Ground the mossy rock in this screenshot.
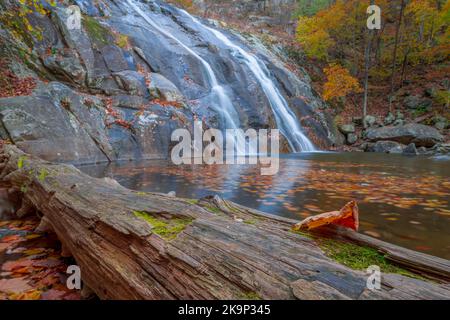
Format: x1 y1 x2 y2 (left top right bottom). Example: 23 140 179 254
82 15 113 48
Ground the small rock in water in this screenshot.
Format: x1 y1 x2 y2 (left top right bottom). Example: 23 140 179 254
167 191 176 197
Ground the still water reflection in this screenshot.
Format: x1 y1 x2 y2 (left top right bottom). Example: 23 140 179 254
79 153 450 259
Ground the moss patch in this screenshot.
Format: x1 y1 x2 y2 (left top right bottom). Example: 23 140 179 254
204 205 221 214
185 199 199 205
37 168 49 182
134 211 193 241
115 34 129 49
290 229 314 239
82 16 112 47
316 238 426 280
243 218 261 225
239 291 262 300
17 155 26 169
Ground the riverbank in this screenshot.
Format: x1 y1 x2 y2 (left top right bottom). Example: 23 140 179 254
1 144 449 300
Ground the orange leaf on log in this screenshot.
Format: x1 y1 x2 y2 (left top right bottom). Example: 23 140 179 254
293 201 359 231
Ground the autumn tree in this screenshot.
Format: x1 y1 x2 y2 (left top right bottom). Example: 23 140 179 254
295 0 449 119
323 64 362 102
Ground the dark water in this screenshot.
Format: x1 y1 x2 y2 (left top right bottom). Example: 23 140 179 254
79 153 450 259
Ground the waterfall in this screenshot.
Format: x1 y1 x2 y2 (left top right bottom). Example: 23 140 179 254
125 0 315 152
180 11 316 152
125 0 248 154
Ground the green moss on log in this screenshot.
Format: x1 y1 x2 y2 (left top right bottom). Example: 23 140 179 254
134 211 193 241
316 238 427 280
239 291 262 300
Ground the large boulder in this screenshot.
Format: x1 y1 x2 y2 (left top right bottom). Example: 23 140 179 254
366 124 444 147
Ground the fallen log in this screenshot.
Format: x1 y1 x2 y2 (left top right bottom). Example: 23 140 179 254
1 145 449 300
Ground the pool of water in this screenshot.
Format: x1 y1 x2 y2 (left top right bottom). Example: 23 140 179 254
79 152 450 259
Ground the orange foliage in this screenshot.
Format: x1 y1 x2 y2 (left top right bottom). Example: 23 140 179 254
322 64 362 101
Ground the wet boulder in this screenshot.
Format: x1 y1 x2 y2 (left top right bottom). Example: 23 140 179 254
366 124 444 147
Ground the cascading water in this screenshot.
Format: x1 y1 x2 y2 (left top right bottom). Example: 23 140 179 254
180 11 316 152
125 0 248 154
125 0 315 152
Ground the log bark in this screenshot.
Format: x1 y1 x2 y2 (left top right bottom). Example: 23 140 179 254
1 145 449 300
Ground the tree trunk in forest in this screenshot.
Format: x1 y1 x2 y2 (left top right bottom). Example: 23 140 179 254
1 145 449 300
389 0 406 112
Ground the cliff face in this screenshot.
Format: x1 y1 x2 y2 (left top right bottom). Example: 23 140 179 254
0 0 340 164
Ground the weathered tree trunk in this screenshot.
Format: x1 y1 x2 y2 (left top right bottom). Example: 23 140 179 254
1 145 449 300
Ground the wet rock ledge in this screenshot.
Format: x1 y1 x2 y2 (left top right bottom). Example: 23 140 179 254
0 144 449 300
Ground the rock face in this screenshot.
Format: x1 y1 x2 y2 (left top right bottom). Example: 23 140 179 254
366 124 444 148
0 0 339 163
